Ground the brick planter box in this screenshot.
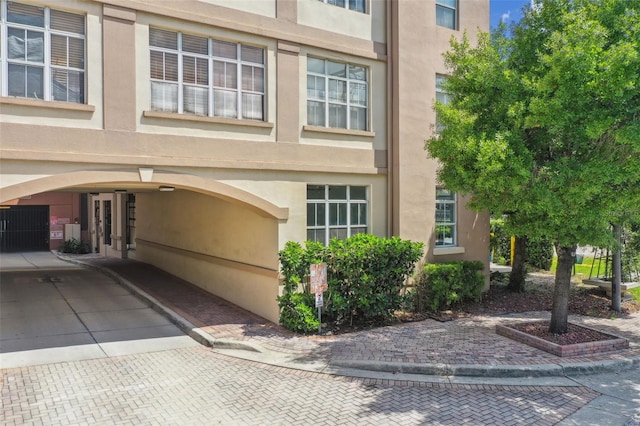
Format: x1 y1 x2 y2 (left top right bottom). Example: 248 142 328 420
496 322 629 357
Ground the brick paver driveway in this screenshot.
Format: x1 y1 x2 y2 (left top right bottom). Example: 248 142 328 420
2 347 597 425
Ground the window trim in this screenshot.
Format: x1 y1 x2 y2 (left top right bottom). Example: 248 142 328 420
0 0 87 103
149 27 266 121
436 0 458 30
317 0 367 14
306 56 369 131
306 184 369 246
435 187 457 247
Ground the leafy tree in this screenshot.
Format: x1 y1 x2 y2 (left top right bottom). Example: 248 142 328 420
426 0 640 333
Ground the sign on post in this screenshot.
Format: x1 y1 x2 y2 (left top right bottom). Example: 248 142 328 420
310 263 327 293
310 263 327 333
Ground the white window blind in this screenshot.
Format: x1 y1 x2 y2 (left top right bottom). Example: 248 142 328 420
149 27 265 120
1 1 85 102
436 0 457 29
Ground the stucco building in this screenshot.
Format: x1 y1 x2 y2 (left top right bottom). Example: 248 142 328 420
0 0 490 323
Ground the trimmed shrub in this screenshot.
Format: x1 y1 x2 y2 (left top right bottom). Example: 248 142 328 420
325 234 424 326
277 234 423 332
414 261 484 312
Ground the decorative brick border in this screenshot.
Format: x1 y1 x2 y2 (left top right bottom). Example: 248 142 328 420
496 322 629 357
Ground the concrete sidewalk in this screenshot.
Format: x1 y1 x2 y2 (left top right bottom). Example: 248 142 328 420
51 253 640 382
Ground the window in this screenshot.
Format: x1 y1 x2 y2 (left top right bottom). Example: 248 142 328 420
318 0 366 13
149 28 265 120
435 74 451 132
307 57 368 131
436 0 457 29
307 185 368 245
0 1 86 102
435 188 456 247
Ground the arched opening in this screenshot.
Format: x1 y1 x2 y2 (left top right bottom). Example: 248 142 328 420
1 169 288 322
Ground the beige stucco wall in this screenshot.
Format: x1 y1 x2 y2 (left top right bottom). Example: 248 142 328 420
215 172 387 249
390 0 490 281
298 0 386 43
200 0 277 18
0 0 491 317
134 190 281 322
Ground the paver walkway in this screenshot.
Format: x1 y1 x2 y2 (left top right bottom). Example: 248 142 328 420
73 256 640 375
1 347 600 426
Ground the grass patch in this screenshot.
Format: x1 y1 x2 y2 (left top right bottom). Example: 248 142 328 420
628 287 640 302
549 255 608 277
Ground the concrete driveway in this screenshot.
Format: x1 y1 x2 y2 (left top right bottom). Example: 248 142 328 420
0 252 199 369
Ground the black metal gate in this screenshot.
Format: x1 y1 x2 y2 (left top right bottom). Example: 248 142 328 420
0 205 49 252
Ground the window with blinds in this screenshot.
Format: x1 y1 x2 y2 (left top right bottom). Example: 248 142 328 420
1 1 86 102
149 27 265 120
436 0 457 30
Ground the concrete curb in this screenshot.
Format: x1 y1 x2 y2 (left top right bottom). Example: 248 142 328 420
329 357 640 378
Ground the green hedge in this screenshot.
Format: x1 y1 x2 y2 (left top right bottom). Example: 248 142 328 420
277 234 423 332
325 234 424 326
413 261 485 312
526 238 554 270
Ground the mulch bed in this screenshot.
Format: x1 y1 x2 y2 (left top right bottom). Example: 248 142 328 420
508 321 615 345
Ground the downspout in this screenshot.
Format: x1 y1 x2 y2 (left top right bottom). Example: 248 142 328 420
386 0 397 237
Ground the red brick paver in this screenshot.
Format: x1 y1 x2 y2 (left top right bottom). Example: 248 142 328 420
79 257 640 368
1 347 599 425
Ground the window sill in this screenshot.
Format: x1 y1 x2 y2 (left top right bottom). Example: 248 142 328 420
0 96 95 112
143 110 274 128
433 246 465 256
303 125 375 138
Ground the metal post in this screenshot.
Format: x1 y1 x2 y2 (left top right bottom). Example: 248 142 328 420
612 224 622 312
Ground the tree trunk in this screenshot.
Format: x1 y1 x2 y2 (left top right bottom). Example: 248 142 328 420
549 244 576 334
612 224 622 312
508 236 528 292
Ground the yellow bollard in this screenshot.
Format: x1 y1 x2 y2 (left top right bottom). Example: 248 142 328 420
510 236 515 266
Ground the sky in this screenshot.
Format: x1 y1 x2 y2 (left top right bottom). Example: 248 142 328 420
490 0 533 29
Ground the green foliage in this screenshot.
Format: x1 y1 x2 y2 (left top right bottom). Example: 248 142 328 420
277 293 319 334
428 0 640 332
58 238 90 254
325 234 424 325
277 234 423 332
526 238 554 271
492 217 553 270
413 261 485 312
427 0 640 247
490 218 511 264
278 241 327 294
622 223 640 281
